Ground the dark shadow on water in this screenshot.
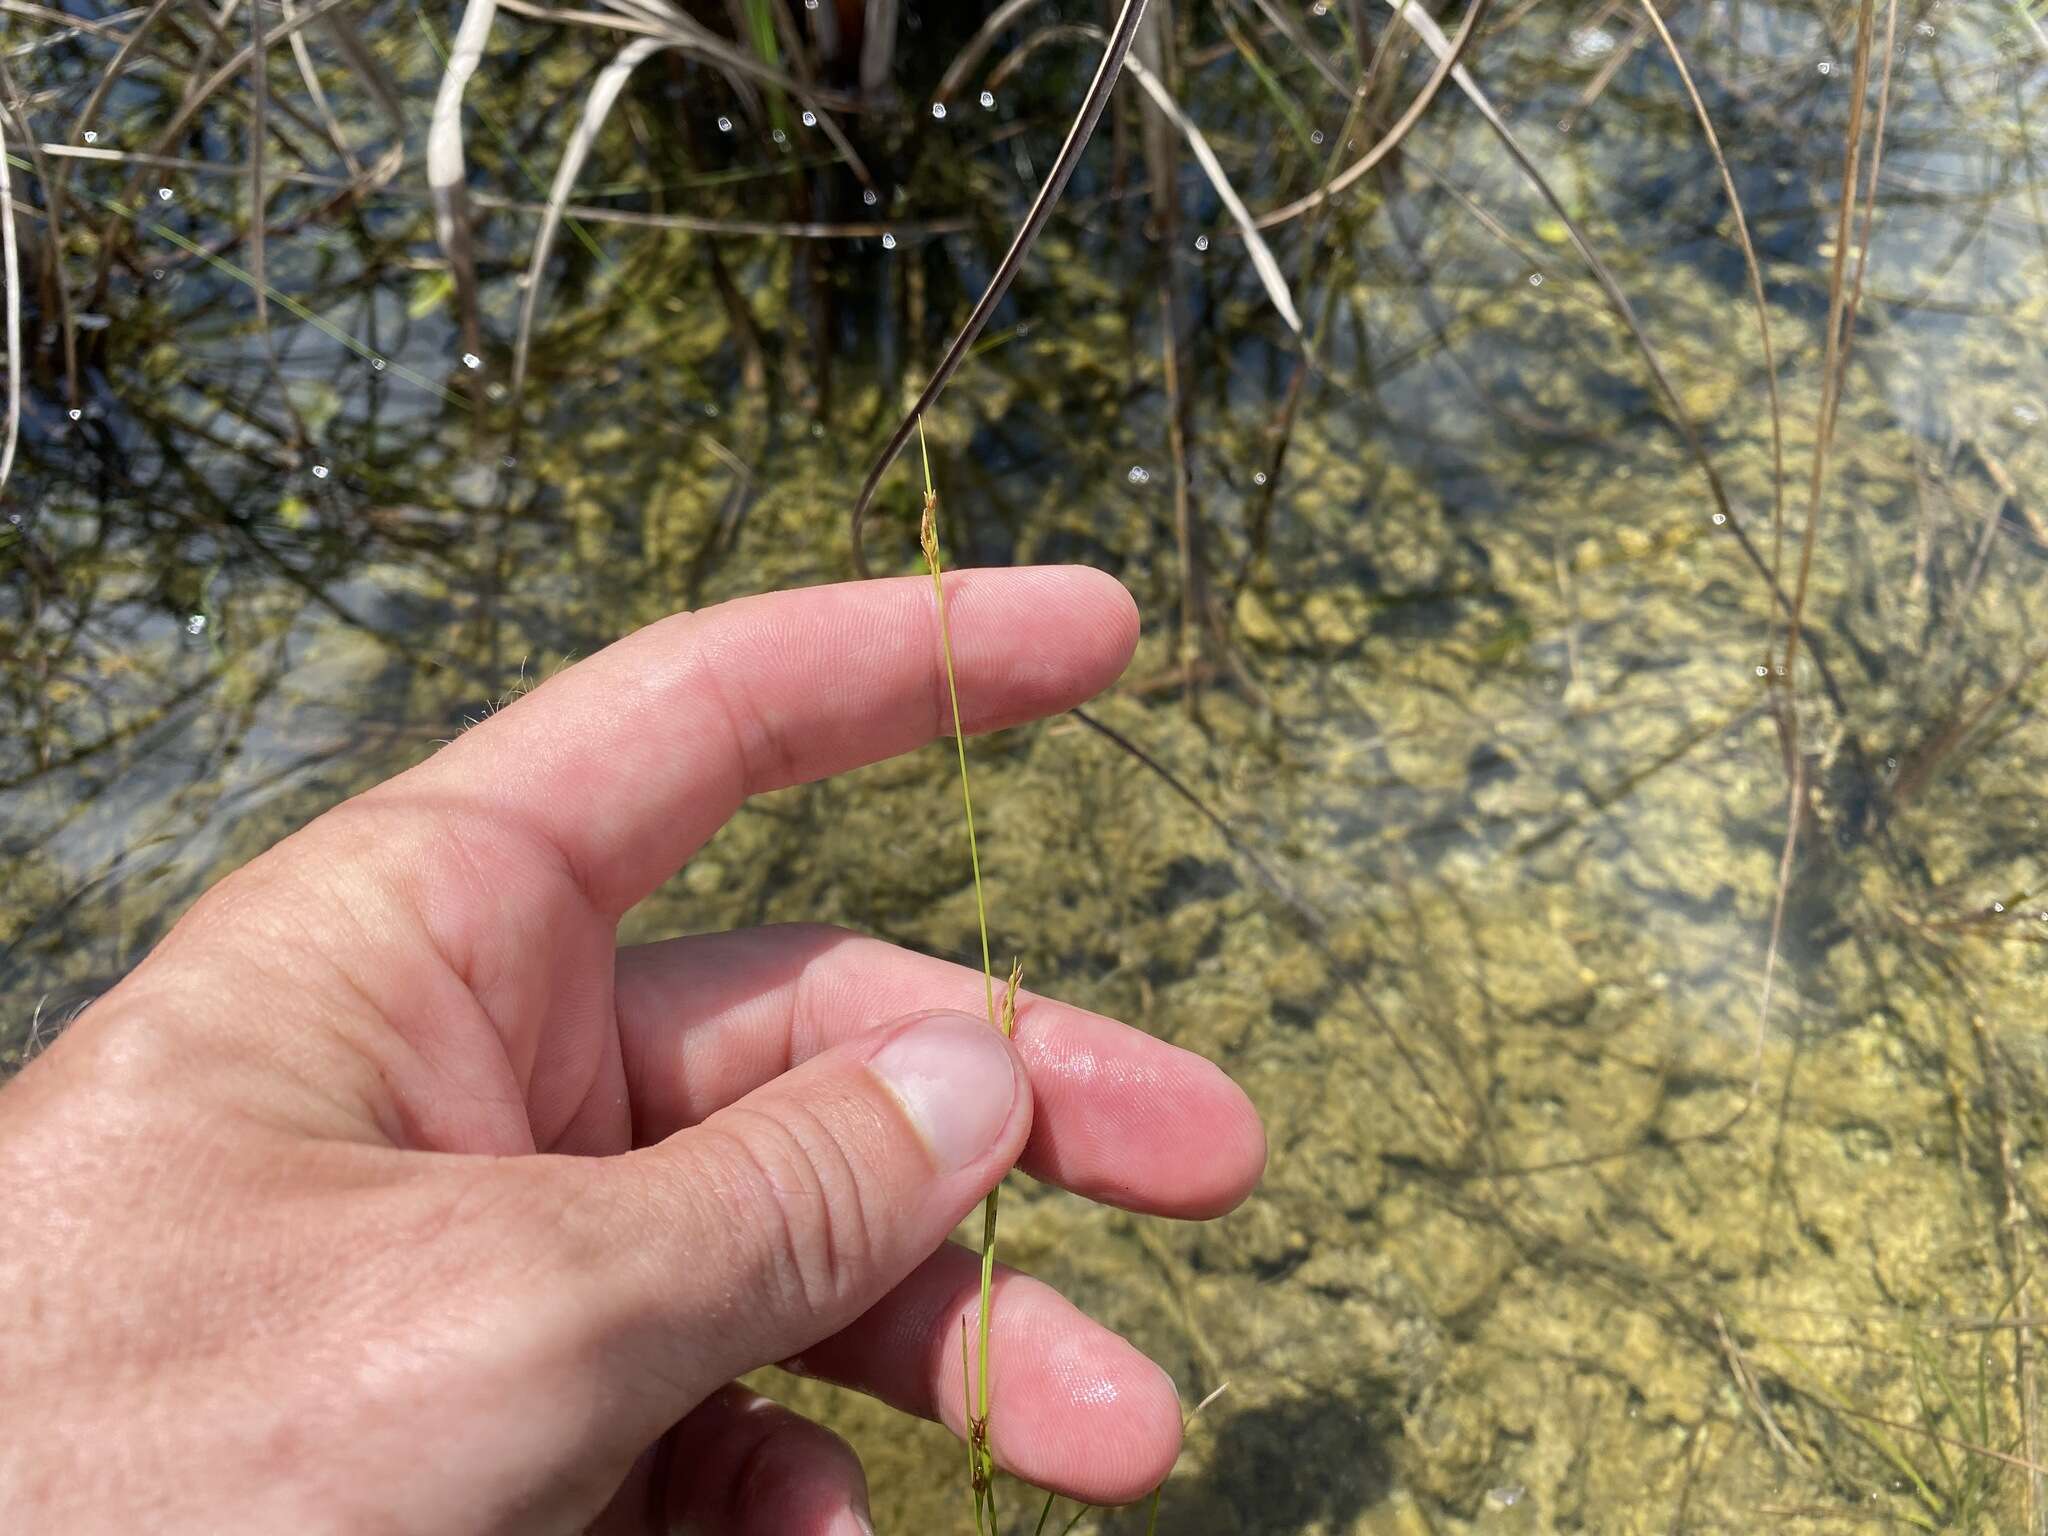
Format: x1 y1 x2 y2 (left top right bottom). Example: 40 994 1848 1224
1104 1383 1397 1536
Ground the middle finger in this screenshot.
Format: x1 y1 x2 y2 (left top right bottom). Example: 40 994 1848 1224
613 924 1265 1220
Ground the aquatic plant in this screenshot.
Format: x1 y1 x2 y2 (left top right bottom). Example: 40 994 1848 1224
915 417 1024 1532
8 2 2048 1530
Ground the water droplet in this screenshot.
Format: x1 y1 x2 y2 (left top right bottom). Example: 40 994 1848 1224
151 269 165 281
1557 118 1572 133
979 90 995 109
1915 20 1935 34
801 110 818 127
1127 465 1151 485
1253 471 1268 485
156 186 173 201
1310 129 1325 145
931 102 947 119
66 408 81 421
1568 26 1617 61
716 116 733 133
771 128 788 145
1488 1487 1525 1509
863 188 879 206
185 614 208 636
82 130 97 144
2015 402 2041 425
311 464 330 479
1817 59 1835 74
705 403 719 417
1712 511 1727 525
804 0 817 9
1528 273 1544 286
1755 665 1770 677
1995 901 2006 912
371 358 386 371
501 455 517 468
881 232 897 250
462 352 481 369
1311 0 1329 13
1194 234 1210 251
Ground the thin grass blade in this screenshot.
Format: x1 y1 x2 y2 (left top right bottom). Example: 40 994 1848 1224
512 35 664 395
0 98 20 495
429 0 500 358
849 0 1152 574
284 0 365 181
1374 0 1829 676
317 7 410 187
1120 52 1304 338
860 0 898 96
0 54 76 405
1252 0 1488 229
1635 0 1786 587
936 0 1045 102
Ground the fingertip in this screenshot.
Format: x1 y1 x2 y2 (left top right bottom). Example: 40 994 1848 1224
1015 1013 1265 1220
665 1387 875 1536
1061 563 1142 670
949 566 1140 729
1170 1057 1268 1219
989 1280 1186 1505
1065 1344 1184 1507
1054 564 1141 701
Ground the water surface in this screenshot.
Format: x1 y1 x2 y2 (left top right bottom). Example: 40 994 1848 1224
6 1 2048 1529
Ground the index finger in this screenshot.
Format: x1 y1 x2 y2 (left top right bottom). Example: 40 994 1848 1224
392 568 1139 916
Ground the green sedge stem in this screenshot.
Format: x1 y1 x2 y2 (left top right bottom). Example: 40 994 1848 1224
918 419 1000 1033
918 416 1006 1535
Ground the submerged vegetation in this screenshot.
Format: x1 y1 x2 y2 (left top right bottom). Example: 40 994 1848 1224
6 0 2048 1529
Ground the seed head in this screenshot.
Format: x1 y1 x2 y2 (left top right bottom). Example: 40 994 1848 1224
999 960 1022 1037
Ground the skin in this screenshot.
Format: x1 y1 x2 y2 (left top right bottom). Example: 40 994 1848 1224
0 569 1266 1535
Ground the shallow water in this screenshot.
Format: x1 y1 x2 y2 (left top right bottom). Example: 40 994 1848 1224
6 1 2048 1530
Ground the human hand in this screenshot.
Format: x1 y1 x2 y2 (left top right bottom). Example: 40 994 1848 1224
0 569 1265 1535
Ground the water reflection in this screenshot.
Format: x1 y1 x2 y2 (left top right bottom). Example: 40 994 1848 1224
5 0 2048 1529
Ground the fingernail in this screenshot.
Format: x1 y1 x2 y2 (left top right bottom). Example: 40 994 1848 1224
868 1013 1018 1172
825 1514 875 1536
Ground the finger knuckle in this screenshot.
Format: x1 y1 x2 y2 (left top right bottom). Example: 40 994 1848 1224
699 1102 880 1322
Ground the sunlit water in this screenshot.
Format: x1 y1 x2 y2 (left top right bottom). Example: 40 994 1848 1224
6 1 2048 1530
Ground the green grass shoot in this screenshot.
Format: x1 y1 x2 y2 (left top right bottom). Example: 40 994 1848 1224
917 416 1019 1535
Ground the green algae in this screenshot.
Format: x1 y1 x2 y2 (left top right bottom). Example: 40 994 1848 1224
6 2 2048 1531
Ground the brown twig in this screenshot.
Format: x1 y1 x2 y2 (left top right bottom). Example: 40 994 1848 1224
1969 1009 2042 1530
1715 1309 1804 1463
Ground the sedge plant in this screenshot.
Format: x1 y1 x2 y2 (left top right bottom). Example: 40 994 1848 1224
919 421 1218 1536
915 418 1020 1535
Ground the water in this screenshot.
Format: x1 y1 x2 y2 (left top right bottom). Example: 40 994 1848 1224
5 2 2048 1530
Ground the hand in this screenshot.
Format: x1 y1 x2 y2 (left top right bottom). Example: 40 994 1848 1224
0 569 1265 1535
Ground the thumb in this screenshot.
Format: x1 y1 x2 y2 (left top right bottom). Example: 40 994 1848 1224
574 1009 1030 1406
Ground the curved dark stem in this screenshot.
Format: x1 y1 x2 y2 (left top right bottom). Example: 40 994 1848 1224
847 0 1151 576
1250 0 1492 231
